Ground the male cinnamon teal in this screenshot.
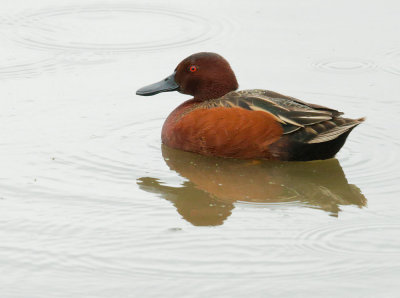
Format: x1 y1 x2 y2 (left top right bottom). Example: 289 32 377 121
136 52 364 161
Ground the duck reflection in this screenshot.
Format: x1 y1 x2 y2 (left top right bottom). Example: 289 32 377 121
137 145 366 226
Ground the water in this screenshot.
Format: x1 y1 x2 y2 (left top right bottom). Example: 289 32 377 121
0 0 399 297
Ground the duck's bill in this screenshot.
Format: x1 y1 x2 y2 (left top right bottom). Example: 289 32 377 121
136 73 179 96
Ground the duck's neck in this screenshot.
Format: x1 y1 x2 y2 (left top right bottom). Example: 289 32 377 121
193 80 238 101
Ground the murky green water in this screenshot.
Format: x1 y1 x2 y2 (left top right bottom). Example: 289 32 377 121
0 0 399 297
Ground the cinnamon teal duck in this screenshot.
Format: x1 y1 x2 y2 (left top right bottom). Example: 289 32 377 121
136 52 364 161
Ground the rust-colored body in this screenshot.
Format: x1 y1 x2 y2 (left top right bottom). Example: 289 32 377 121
162 99 283 159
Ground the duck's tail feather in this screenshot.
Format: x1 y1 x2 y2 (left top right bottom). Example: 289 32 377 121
307 117 365 144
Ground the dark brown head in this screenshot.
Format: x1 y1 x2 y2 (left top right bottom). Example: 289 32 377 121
136 52 238 101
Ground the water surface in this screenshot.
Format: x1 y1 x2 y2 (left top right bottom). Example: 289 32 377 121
0 0 399 297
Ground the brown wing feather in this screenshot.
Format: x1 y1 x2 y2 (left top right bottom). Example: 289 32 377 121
215 90 336 134
210 90 363 145
238 89 344 116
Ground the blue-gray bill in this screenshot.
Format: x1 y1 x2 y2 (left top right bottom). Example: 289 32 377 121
136 72 179 96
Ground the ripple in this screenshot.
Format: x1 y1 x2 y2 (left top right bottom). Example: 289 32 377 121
0 115 172 207
42 117 167 192
301 92 400 196
311 58 377 73
7 5 229 53
0 57 60 79
295 222 400 256
0 45 70 79
87 117 166 174
338 124 400 195
2 230 389 281
380 47 400 76
0 44 114 79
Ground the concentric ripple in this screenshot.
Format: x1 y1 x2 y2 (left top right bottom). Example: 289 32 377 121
301 92 400 196
7 5 229 53
32 117 170 201
380 47 400 76
0 45 70 79
338 124 400 195
311 58 377 73
1 2 400 296
295 222 400 256
0 43 114 79
0 57 59 79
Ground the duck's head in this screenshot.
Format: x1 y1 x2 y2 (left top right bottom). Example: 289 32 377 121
136 52 238 101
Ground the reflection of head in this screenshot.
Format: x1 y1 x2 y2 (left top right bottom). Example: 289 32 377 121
173 183 233 226
137 177 233 226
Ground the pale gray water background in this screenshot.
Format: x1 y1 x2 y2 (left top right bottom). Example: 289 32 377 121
0 0 399 297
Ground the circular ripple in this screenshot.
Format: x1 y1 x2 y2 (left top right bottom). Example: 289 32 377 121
296 222 400 256
338 123 400 195
0 43 113 79
311 58 377 73
380 47 400 76
0 115 168 205
50 117 167 188
0 44 70 79
301 92 400 196
0 57 60 79
8 5 228 53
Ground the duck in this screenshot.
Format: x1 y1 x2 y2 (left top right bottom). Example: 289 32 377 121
136 52 364 161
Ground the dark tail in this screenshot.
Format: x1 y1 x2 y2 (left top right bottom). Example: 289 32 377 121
287 117 365 161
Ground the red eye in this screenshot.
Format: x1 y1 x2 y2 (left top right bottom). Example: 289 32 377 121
189 65 197 72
